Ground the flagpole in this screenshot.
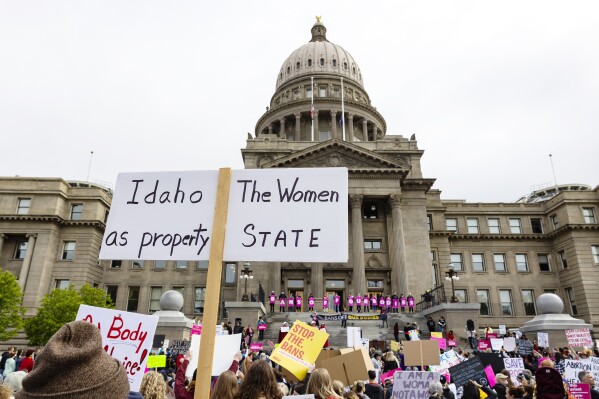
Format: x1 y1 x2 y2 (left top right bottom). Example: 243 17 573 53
311 77 315 142
340 77 346 141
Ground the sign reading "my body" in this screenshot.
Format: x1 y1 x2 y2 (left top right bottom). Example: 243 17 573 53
100 168 348 262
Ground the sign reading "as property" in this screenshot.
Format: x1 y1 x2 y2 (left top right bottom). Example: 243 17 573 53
99 168 348 262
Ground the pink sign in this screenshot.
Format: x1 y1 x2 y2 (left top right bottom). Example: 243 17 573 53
356 297 362 305
308 298 315 306
393 299 399 309
486 332 498 339
249 342 263 351
431 337 447 350
484 365 496 387
295 297 302 307
191 325 202 335
334 296 340 305
322 297 329 307
380 368 401 383
269 295 276 304
288 298 294 306
448 339 457 347
371 297 377 305
407 297 415 307
258 324 267 331
400 298 407 307
569 383 591 399
386 298 391 307
348 297 354 306
279 298 285 306
379 297 385 306
478 339 490 351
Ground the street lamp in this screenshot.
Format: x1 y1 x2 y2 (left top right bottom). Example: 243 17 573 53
445 264 460 303
240 262 253 302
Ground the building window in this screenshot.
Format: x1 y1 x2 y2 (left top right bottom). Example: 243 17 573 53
363 202 379 219
307 58 312 67
17 198 31 214
583 208 596 224
14 241 28 260
427 214 433 230
544 289 557 294
132 260 144 269
446 218 458 232
364 239 382 250
493 253 506 272
196 260 208 270
450 253 463 271
306 86 312 99
509 218 522 234
515 254 529 272
296 61 300 70
62 241 76 260
454 289 467 303
325 280 345 289
531 218 543 233
319 131 331 141
565 287 577 315
225 263 236 284
127 286 140 312
521 289 536 316
477 289 490 315
535 253 550 272
558 250 568 269
55 279 70 289
194 287 206 313
70 204 83 220
471 254 484 272
154 260 166 270
288 279 304 288
488 218 500 234
172 286 185 299
467 218 479 234
551 214 559 230
319 57 325 66
286 66 290 74
332 59 337 67
149 287 162 313
367 280 384 289
106 285 118 305
591 245 599 264
110 260 122 269
319 86 326 97
499 289 513 316
175 261 188 270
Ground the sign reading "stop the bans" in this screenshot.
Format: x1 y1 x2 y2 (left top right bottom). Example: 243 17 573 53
99 168 348 262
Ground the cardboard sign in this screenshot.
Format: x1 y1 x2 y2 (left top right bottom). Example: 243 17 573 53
537 332 549 348
250 342 263 351
564 357 599 385
100 168 348 262
392 371 440 399
568 383 591 399
490 338 504 351
170 340 191 356
76 305 159 391
448 357 487 388
498 325 506 335
270 320 329 380
186 333 242 378
147 355 166 368
503 337 516 352
504 357 525 386
317 347 373 386
566 329 593 348
403 340 440 367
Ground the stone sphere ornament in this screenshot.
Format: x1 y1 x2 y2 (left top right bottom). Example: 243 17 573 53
159 290 184 311
536 293 564 314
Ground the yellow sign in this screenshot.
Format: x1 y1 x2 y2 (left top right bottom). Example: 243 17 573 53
431 332 442 339
269 320 329 380
390 340 401 352
146 355 166 368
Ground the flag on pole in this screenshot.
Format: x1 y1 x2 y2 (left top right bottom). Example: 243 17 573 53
338 114 343 128
310 105 315 119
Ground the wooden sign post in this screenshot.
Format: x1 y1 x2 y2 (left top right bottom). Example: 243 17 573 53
194 168 231 399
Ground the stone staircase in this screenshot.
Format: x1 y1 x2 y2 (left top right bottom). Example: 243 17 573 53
259 311 431 348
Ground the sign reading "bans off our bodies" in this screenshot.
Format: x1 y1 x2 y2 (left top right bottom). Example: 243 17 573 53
100 168 348 263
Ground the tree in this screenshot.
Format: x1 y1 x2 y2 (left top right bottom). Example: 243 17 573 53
0 269 26 341
24 284 112 346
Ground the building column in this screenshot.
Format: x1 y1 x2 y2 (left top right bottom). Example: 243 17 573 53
294 112 301 141
314 110 319 141
279 118 286 139
350 195 367 295
272 262 281 294
389 195 408 295
372 125 378 142
331 110 338 139
348 114 354 142
362 119 369 141
268 123 273 135
0 234 5 257
19 234 37 290
311 263 324 298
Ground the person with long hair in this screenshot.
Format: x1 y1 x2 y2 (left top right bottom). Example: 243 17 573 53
306 368 343 399
382 351 399 373
210 370 238 399
234 359 282 399
17 350 34 373
140 371 167 399
176 350 241 399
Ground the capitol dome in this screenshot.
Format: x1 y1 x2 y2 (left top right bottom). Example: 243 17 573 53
276 20 364 90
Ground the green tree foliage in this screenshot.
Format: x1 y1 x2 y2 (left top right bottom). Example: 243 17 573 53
0 269 26 341
24 284 112 346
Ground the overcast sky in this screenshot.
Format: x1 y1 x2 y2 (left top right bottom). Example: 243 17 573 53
1 1 597 202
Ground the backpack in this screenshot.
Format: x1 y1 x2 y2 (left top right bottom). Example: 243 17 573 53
535 367 566 399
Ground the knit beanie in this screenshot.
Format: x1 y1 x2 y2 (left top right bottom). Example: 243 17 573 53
16 320 130 398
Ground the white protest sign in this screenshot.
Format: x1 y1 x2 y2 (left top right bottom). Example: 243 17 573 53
490 338 504 351
216 324 223 336
347 326 361 347
186 333 242 378
503 337 516 352
361 338 370 349
499 325 506 335
504 357 525 386
563 357 599 385
566 329 593 348
430 349 461 375
537 332 549 348
393 371 440 399
76 305 159 391
100 168 348 262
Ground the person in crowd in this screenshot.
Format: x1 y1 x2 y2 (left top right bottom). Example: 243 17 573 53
140 371 167 399
257 317 266 341
269 291 276 313
429 381 444 399
505 386 525 399
296 293 303 312
16 351 33 373
332 380 344 397
493 373 509 399
371 294 378 312
334 294 341 313
177 350 241 399
210 370 239 399
380 307 389 328
382 351 399 373
279 292 286 312
364 370 384 399
484 324 493 336
553 351 565 375
2 351 17 378
438 316 446 334
516 373 532 387
579 371 599 399
320 323 329 348
241 356 253 375
0 385 13 399
348 293 354 312
14 321 129 398
308 293 315 312
3 370 26 394
371 351 382 371
393 322 400 342
234 359 282 399
522 385 534 399
363 293 370 312
440 375 455 399
356 293 362 313
245 324 254 343
0 347 16 376
447 330 456 348
306 368 342 399
352 381 369 399
227 321 234 335
288 292 295 312
407 293 415 313
344 391 359 399
410 323 421 340
404 322 412 341
463 380 497 399
322 295 329 312
427 317 437 333
378 294 385 310
400 293 407 313
499 369 515 387
391 292 399 313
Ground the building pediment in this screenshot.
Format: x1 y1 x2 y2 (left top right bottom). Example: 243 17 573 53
260 139 411 174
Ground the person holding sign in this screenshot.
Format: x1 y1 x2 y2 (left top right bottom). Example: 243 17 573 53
356 292 362 312
407 293 415 313
322 295 329 312
371 294 378 311
334 294 341 313
400 293 407 313
296 294 303 312
378 294 385 310
348 294 355 312
257 317 266 341
288 294 295 312
392 293 399 313
269 291 276 313
308 294 315 312
279 292 286 312
363 293 370 312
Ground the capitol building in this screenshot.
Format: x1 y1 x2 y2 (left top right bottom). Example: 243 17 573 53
1 19 598 338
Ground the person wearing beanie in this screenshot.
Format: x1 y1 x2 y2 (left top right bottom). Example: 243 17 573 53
15 320 130 399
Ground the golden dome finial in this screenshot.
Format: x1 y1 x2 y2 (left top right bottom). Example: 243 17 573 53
316 16 322 23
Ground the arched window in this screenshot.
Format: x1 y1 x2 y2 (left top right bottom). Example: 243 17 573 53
332 59 337 67
287 66 291 74
320 58 325 66
352 67 356 75
308 59 312 67
296 62 300 70
343 62 348 70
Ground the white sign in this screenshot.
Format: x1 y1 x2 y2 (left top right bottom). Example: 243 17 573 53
566 329 593 348
76 305 159 391
503 337 516 352
430 349 461 376
186 333 242 378
504 357 525 386
347 326 361 347
393 371 440 399
498 325 506 335
100 168 348 262
537 332 549 348
361 338 370 349
564 357 599 385
490 338 504 351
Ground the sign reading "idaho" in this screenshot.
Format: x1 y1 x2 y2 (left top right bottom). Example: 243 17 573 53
100 168 348 263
